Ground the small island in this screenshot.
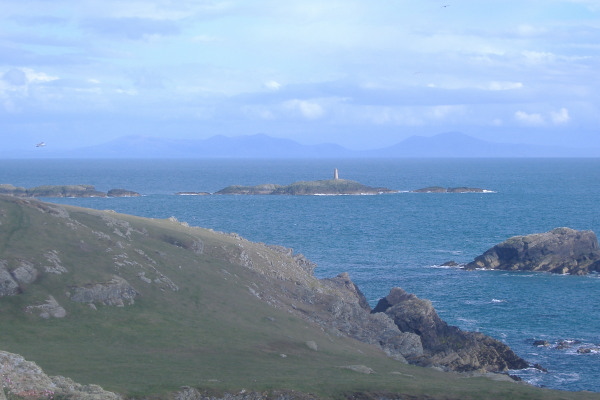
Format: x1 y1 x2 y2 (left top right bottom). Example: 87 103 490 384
412 186 493 193
214 169 397 196
463 227 600 275
0 184 140 198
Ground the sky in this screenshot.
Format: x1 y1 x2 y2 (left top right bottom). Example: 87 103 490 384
1 0 600 151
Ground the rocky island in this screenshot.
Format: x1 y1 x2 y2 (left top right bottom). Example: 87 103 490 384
0 195 570 400
0 184 140 198
464 227 600 275
412 186 492 193
215 169 396 196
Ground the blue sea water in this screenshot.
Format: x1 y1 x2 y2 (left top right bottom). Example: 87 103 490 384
1 158 599 392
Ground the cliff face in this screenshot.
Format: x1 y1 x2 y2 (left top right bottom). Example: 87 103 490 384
372 288 528 372
465 227 600 275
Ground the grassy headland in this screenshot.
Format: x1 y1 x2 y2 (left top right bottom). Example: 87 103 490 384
0 195 597 399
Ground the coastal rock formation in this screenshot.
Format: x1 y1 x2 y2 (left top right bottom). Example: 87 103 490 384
107 188 141 197
372 288 529 372
0 194 535 398
465 227 600 275
412 186 490 193
215 179 396 195
0 184 140 198
0 350 121 400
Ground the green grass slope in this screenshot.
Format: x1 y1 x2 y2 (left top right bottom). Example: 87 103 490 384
0 195 598 400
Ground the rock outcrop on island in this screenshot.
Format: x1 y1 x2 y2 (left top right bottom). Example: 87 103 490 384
0 184 140 198
464 227 600 275
215 179 396 195
412 186 491 193
372 288 529 372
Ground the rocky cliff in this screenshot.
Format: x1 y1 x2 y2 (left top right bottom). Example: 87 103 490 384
372 288 528 372
0 195 541 399
465 227 600 275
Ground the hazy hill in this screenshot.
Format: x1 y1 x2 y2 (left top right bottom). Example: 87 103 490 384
39 134 353 158
370 132 592 158
9 132 598 159
1 195 598 399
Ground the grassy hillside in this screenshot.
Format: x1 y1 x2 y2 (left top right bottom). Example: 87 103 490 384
0 195 598 399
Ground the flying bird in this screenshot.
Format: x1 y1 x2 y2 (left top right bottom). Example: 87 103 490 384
442 4 450 7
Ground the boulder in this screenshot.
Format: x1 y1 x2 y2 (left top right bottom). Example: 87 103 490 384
69 276 139 306
25 295 67 319
372 288 529 373
0 262 20 297
465 227 600 275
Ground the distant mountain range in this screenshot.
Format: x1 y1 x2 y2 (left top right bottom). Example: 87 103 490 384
7 132 600 158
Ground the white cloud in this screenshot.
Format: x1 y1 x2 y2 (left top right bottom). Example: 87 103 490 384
428 105 465 120
515 110 545 126
487 81 523 91
521 50 556 64
283 99 325 119
551 108 570 124
191 34 221 43
515 108 570 126
264 80 282 91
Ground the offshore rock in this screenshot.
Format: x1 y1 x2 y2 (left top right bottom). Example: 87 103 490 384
412 186 489 193
465 227 600 275
107 188 141 197
372 288 529 373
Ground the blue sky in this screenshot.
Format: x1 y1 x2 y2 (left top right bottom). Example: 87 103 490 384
1 0 599 151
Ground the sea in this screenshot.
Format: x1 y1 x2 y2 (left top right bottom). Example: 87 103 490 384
1 158 599 392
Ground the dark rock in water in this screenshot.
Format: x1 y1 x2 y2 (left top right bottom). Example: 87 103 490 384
372 287 529 373
555 340 582 350
441 260 459 267
533 340 550 347
533 363 548 372
577 347 600 354
107 188 141 197
412 186 490 193
175 191 211 196
464 227 600 275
